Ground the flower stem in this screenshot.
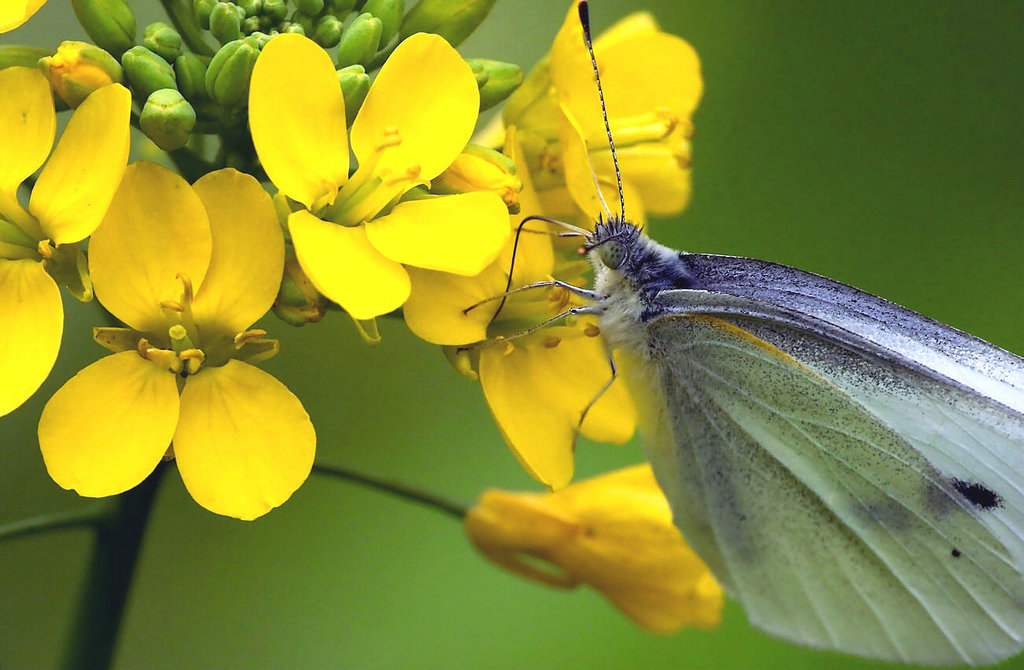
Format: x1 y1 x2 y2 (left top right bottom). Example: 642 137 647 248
0 505 108 543
312 463 468 519
158 0 216 57
60 465 165 670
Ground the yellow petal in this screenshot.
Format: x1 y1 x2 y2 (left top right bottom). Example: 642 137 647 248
403 262 507 345
0 0 45 32
191 169 284 339
0 259 62 416
464 465 724 632
249 33 349 209
617 141 691 217
288 210 410 320
502 126 554 285
365 192 510 276
480 325 635 489
88 162 213 336
30 84 131 244
174 360 315 520
351 33 478 181
0 67 55 196
592 12 658 50
38 351 180 497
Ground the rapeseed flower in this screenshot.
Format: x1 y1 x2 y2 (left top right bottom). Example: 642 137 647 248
465 464 723 632
249 32 510 321
38 163 314 520
0 67 129 416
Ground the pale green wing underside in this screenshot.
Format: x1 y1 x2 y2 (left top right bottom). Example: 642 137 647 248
639 313 1024 666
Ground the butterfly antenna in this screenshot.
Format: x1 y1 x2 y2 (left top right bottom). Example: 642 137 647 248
578 1 625 222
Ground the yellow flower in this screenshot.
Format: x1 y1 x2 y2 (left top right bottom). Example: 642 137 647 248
404 128 635 490
465 464 723 632
38 162 315 520
0 0 46 32
500 2 703 223
0 67 129 417
249 32 510 321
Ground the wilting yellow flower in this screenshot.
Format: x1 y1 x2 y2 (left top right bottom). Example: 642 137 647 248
465 464 723 632
498 2 703 223
38 162 315 520
0 0 46 32
249 32 510 321
404 128 635 490
0 67 129 417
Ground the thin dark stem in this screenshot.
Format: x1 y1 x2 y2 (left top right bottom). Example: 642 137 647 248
60 466 165 670
158 0 216 57
312 463 468 519
0 505 108 543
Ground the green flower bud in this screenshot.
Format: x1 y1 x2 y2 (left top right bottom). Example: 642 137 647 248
205 36 259 108
399 0 495 47
337 64 369 121
174 52 208 101
312 15 343 47
466 58 522 111
289 12 315 34
250 31 272 49
335 13 381 68
282 22 306 35
0 45 52 70
467 58 486 87
362 0 403 47
39 41 123 108
71 0 136 58
294 0 324 14
193 0 217 29
140 88 196 150
237 0 261 16
121 45 176 101
261 0 287 22
142 21 183 62
242 15 261 34
325 0 357 18
210 2 246 44
274 248 328 326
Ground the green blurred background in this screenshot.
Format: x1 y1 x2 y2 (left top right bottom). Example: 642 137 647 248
2 1 1023 668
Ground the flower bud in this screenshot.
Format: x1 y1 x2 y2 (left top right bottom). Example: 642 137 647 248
236 0 261 16
325 0 357 18
261 0 287 23
273 249 328 326
140 88 196 150
294 0 324 14
399 0 495 47
336 64 369 121
362 0 403 47
433 144 522 213
39 41 123 108
466 58 522 112
71 0 137 58
173 52 208 101
335 12 382 68
288 13 314 35
193 0 217 29
209 2 246 44
0 45 52 70
121 45 176 101
242 16 261 33
312 15 344 47
205 36 259 108
467 58 487 87
142 21 183 62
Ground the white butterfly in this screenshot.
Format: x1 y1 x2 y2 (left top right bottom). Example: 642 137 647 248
580 216 1024 666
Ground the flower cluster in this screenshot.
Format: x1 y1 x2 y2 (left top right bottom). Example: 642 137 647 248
1 0 718 632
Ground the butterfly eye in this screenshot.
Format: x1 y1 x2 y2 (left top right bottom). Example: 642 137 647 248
598 239 626 270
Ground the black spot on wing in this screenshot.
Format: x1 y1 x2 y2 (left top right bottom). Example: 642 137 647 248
951 478 1002 510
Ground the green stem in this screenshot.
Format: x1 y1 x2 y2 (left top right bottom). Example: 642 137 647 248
312 463 468 519
60 466 165 670
158 0 216 57
0 505 108 543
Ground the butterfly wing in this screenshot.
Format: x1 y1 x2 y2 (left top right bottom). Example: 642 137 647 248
633 256 1024 665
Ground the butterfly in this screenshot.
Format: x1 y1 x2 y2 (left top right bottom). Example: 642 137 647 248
560 1 1024 665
